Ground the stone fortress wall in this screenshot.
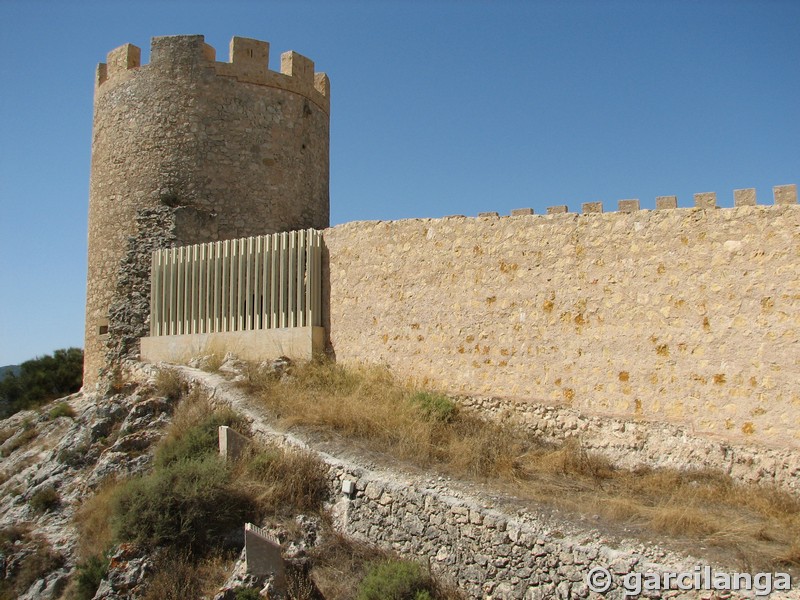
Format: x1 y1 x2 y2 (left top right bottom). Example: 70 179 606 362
84 35 330 385
324 187 800 450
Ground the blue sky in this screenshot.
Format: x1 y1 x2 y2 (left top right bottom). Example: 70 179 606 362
0 0 798 366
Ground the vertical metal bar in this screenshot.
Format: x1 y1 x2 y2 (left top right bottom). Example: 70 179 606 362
246 237 254 330
270 234 279 328
213 241 221 333
221 240 229 332
314 230 321 326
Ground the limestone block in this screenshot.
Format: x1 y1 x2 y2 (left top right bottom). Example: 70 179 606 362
219 425 250 461
244 523 287 593
510 208 534 216
582 202 603 214
617 199 639 213
655 196 677 210
694 192 716 209
774 184 797 205
734 188 756 207
546 206 568 214
478 212 500 218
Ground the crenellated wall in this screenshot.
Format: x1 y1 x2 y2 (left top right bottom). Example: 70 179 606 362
324 186 800 450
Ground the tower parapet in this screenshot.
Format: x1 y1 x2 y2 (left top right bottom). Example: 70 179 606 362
95 35 330 114
84 35 330 386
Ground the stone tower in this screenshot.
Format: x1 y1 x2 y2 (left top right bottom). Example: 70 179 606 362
84 35 330 386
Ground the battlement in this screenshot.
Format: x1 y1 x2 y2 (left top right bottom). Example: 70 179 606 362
95 34 329 114
474 184 797 219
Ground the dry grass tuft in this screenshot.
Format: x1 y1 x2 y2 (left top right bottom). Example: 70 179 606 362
248 358 800 571
140 549 233 600
73 479 118 561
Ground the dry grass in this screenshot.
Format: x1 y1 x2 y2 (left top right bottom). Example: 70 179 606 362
140 549 234 600
249 359 800 571
307 529 463 600
73 479 118 561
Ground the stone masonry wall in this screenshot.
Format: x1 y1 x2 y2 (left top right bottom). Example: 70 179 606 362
324 200 800 450
85 35 330 386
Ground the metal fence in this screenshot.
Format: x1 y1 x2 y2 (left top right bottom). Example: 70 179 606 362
149 229 322 336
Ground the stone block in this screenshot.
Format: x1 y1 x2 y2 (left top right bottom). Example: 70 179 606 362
219 425 250 461
617 199 640 213
694 192 716 209
546 205 568 214
510 208 534 216
774 184 797 205
478 212 500 218
734 188 757 206
581 202 603 214
655 195 677 210
245 523 287 593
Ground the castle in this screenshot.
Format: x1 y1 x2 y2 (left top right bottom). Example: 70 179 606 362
85 35 799 453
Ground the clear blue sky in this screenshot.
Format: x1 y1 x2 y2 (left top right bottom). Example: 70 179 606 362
0 0 798 366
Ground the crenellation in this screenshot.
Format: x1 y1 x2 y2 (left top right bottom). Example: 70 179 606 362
281 50 314 84
96 35 329 114
694 191 716 209
734 188 756 206
547 205 568 214
655 195 677 210
581 201 603 214
618 199 639 212
105 43 141 78
314 72 330 97
511 208 534 216
230 36 269 68
478 212 500 218
774 184 797 205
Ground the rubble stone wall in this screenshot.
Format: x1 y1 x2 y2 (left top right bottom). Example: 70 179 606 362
324 202 800 450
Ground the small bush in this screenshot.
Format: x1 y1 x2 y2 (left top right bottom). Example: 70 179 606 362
48 402 75 420
154 368 185 402
14 537 65 594
410 392 458 423
141 549 232 600
155 407 245 468
74 554 109 600
29 486 60 513
73 479 118 561
58 441 91 468
234 587 262 600
241 446 329 515
357 560 436 600
111 455 255 554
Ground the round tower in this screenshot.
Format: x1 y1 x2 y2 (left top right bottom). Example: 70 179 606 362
84 35 330 385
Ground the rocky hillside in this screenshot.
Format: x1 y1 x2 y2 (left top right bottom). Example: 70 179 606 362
1 358 798 599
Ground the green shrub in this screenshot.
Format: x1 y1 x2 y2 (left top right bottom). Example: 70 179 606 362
410 392 458 423
29 486 60 513
111 454 255 554
357 560 436 600
74 554 109 600
155 409 245 468
48 402 75 420
0 348 83 417
234 587 262 600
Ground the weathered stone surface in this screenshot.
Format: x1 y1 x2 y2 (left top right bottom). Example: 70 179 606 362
84 34 330 386
324 205 800 449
